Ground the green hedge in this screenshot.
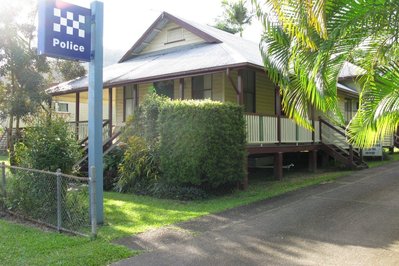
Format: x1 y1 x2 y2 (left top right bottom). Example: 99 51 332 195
158 100 246 188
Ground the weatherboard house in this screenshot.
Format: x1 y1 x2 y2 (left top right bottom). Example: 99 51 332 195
47 11 389 182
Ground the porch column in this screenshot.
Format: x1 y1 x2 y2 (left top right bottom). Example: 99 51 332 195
108 87 113 138
75 92 80 140
274 152 283 180
179 78 184 99
237 70 244 105
308 150 318 172
226 68 241 105
275 86 282 144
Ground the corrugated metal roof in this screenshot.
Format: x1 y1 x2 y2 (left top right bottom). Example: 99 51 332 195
337 82 358 95
47 11 363 95
339 61 366 79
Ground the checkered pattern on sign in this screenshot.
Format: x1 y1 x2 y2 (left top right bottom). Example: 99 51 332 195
53 8 86 38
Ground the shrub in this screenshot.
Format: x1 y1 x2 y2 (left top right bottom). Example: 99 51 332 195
158 100 246 188
116 136 160 194
8 112 81 218
119 95 246 199
14 113 81 173
103 145 125 191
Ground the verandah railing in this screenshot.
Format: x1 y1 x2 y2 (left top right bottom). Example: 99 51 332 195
245 113 320 144
67 120 111 143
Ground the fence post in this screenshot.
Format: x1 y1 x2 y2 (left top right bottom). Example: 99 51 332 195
90 166 97 239
1 162 6 200
56 169 62 232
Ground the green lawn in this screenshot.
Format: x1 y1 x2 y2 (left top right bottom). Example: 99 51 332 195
0 220 134 266
0 155 8 164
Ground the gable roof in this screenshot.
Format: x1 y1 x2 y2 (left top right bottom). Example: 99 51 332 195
47 11 363 96
119 12 222 62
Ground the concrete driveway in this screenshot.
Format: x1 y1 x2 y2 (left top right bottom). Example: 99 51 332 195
113 162 399 265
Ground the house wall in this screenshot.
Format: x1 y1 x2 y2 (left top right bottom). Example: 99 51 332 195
141 21 205 54
212 72 224 102
115 87 124 126
256 72 275 115
183 77 192 99
224 70 238 104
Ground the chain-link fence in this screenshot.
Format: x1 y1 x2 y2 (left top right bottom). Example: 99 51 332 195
0 163 96 237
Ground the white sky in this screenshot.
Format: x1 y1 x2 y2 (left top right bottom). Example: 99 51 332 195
65 0 263 53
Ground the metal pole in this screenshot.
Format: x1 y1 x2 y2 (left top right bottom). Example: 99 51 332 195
88 0 104 224
90 166 97 239
56 169 62 232
1 162 6 199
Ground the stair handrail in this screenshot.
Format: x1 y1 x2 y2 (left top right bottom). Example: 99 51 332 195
73 129 122 169
319 117 363 164
78 120 110 146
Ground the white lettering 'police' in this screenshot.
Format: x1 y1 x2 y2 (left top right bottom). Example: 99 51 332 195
53 38 84 52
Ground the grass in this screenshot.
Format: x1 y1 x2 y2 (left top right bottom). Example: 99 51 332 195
0 155 8 164
0 219 134 266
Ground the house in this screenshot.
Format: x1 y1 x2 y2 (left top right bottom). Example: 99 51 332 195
46 11 393 183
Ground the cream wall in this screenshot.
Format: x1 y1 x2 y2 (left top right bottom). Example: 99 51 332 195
256 72 275 115
142 21 205 54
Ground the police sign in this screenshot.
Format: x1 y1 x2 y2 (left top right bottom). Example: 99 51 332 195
38 0 91 61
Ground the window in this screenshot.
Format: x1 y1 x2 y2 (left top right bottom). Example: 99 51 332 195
192 75 212 99
154 80 174 99
243 70 256 113
124 85 137 121
57 103 68 112
166 27 184 43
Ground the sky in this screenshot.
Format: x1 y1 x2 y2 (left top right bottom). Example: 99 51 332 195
64 0 263 62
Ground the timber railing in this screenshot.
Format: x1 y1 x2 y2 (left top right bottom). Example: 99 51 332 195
245 113 320 145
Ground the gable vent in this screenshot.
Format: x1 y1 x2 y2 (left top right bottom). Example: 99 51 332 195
166 27 184 43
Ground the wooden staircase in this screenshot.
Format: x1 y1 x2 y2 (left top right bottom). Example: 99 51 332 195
394 134 399 149
0 130 8 153
74 127 121 172
320 118 368 169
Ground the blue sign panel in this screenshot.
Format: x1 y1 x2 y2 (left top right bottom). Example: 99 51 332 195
38 0 91 61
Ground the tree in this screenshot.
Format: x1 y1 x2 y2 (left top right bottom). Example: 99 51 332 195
251 0 399 147
0 1 50 157
214 0 254 37
52 59 87 82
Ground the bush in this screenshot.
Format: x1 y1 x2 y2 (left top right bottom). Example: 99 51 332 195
14 113 81 173
158 100 246 188
8 112 81 217
116 136 160 194
103 145 125 191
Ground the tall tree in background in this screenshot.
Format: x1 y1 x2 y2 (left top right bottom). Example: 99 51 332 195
0 0 50 158
215 0 253 37
252 0 399 147
53 59 87 82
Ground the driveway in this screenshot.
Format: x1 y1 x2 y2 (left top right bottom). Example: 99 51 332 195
113 162 399 265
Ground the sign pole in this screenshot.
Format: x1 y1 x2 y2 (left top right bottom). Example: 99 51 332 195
88 0 104 224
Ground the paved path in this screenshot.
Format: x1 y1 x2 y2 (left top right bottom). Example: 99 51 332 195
113 162 399 265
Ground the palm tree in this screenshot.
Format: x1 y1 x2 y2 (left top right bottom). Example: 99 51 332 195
215 0 253 37
251 0 399 147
